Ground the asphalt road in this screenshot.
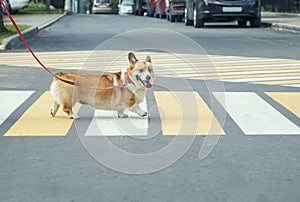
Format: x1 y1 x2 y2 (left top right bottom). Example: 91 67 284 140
1 14 300 202
11 14 300 59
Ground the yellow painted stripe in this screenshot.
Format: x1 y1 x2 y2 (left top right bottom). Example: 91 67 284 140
4 91 80 136
266 92 300 119
154 91 225 136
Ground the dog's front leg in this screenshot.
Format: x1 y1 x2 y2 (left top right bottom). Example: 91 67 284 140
118 111 128 118
130 104 147 117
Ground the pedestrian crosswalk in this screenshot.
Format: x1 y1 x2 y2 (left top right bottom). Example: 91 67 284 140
0 91 34 126
4 92 80 136
1 50 300 87
154 91 225 135
1 90 300 137
213 92 300 135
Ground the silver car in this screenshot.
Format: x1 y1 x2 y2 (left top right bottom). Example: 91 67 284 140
92 0 113 14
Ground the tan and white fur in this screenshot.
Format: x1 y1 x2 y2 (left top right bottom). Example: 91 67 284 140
50 52 155 119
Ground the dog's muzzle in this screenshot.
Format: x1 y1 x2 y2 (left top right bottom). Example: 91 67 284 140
136 75 152 88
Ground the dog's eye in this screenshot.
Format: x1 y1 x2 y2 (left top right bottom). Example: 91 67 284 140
139 68 144 73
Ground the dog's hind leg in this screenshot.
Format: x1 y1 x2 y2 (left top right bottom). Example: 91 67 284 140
62 103 79 119
51 102 60 117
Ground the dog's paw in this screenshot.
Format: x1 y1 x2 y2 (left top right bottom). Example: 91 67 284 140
68 114 80 119
118 112 128 118
139 111 148 117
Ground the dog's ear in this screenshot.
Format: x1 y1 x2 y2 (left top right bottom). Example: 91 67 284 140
128 52 138 65
145 55 151 63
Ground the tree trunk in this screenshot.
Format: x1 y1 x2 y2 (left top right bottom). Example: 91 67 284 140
0 7 8 33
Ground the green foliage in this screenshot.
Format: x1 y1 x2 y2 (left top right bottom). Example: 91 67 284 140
112 0 119 13
0 24 31 43
19 1 63 13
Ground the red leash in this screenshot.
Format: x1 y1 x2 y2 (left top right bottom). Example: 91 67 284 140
0 0 125 90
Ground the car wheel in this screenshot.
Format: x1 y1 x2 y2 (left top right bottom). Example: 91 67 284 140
170 14 175 22
159 13 166 19
250 15 261 28
184 8 193 26
238 20 247 27
11 9 18 14
193 7 204 28
177 16 183 22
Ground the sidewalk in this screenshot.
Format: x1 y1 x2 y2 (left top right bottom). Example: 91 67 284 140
0 13 66 50
1 12 300 50
262 12 300 32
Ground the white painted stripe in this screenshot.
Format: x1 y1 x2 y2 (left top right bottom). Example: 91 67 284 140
85 99 148 136
155 64 300 72
214 63 300 70
1 56 288 63
157 68 300 75
157 69 300 79
224 76 300 83
0 91 34 126
157 62 300 70
283 84 300 88
213 92 300 135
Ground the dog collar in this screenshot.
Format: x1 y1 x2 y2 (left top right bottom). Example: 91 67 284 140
126 78 136 86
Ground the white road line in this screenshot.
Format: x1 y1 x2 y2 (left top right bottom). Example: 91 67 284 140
157 68 300 77
213 92 300 135
85 100 148 136
0 91 34 126
223 76 300 83
155 64 300 72
284 84 300 88
155 63 300 71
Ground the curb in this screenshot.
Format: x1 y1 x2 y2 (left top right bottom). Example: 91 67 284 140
262 12 300 18
271 23 300 33
0 12 67 51
38 12 67 30
262 21 300 33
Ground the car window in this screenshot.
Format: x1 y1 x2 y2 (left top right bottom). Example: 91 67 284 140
122 0 134 5
95 0 110 3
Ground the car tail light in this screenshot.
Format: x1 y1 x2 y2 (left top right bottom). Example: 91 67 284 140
108 3 112 7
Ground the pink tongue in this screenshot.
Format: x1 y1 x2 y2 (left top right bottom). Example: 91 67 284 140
145 81 152 88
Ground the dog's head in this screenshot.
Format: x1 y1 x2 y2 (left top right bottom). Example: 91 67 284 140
123 52 155 89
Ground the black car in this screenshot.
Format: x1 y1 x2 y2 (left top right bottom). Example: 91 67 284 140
134 0 148 16
185 0 261 28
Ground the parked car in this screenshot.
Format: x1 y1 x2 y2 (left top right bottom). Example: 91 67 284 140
119 0 134 14
92 0 113 14
1 0 29 14
136 0 167 17
185 0 261 28
9 0 30 14
154 0 166 18
134 0 147 15
166 0 185 22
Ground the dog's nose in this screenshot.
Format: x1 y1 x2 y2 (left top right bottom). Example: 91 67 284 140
146 75 151 81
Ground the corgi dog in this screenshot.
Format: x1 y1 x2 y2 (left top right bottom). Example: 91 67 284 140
50 52 155 119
